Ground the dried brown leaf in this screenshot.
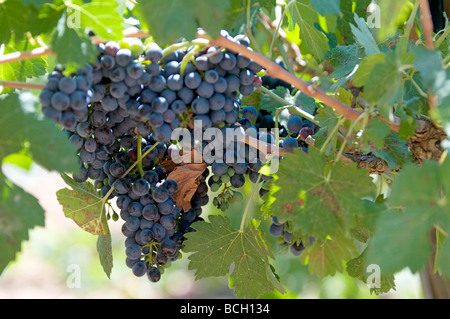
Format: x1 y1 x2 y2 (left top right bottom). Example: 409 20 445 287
166 162 207 212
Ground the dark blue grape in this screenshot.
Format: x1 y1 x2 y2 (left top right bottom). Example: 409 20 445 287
145 43 163 62
148 74 166 92
51 91 70 111
212 162 228 176
132 260 147 277
219 52 237 70
115 48 132 67
132 179 150 196
241 106 258 121
142 203 158 221
170 99 186 114
125 243 141 259
184 72 202 89
152 223 166 242
58 77 77 95
197 82 214 98
167 73 183 91
191 97 210 115
282 137 298 153
152 187 169 203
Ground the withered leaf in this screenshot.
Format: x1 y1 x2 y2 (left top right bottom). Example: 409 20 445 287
166 162 207 211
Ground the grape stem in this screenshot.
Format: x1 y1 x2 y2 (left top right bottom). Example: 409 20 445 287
267 0 296 61
0 28 150 65
319 116 345 154
161 39 209 62
419 0 435 50
137 134 144 178
418 0 438 113
257 86 318 125
101 142 160 203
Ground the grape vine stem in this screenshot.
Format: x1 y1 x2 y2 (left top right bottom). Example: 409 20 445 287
197 30 400 133
418 0 438 113
0 47 55 65
0 81 45 90
0 28 150 65
419 0 435 50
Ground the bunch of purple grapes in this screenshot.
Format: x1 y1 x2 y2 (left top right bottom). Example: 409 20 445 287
40 31 267 282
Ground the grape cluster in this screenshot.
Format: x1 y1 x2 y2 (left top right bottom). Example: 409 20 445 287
205 108 275 212
236 107 319 257
39 64 94 132
40 32 266 282
268 216 312 256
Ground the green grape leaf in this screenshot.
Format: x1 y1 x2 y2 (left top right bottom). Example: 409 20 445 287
361 117 392 149
21 0 48 7
365 160 450 274
293 90 317 115
242 88 262 112
312 106 340 154
315 105 340 129
183 215 285 299
347 251 396 295
395 105 417 141
366 207 436 274
137 0 233 46
2 153 33 171
97 234 113 279
366 133 410 170
327 44 362 82
350 13 380 56
337 0 372 44
255 0 276 11
56 174 110 236
0 93 79 172
30 2 66 36
0 0 30 44
412 45 445 93
69 0 124 41
266 148 375 240
377 0 410 41
0 173 45 275
286 0 330 62
50 11 98 72
226 0 261 35
259 86 291 114
437 237 450 278
310 0 341 16
0 42 47 94
363 51 402 118
352 52 385 87
301 230 355 277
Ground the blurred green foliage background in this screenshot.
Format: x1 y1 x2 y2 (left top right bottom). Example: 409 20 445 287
0 163 423 299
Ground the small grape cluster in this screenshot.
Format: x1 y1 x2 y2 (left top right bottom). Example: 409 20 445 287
268 216 309 256
235 106 319 257
39 64 94 132
205 106 275 212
